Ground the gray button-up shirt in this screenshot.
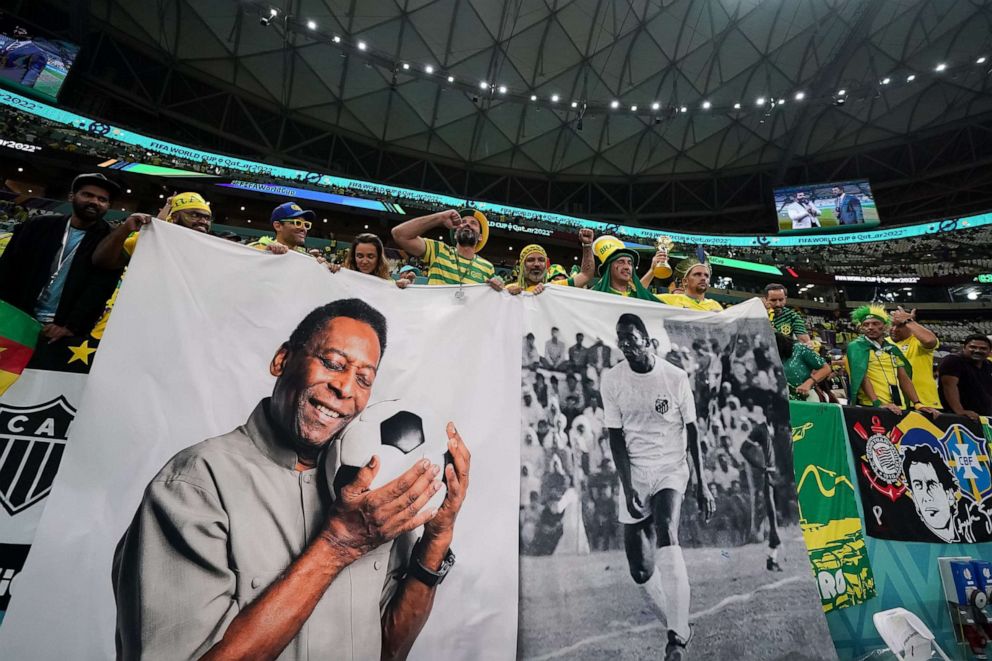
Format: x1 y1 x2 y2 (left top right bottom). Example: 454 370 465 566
113 398 414 660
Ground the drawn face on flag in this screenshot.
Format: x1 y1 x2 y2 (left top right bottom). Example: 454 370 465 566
902 445 958 542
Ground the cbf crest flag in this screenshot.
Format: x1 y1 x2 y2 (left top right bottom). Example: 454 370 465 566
0 221 521 660
790 402 875 612
846 407 992 543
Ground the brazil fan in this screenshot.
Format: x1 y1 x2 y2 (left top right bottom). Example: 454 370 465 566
657 249 723 312
763 283 811 343
506 229 595 295
91 192 213 339
846 304 939 417
590 236 660 300
601 312 714 661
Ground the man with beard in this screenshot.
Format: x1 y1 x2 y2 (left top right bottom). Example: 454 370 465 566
90 192 214 339
784 191 821 229
601 313 714 661
0 173 123 345
763 283 810 344
939 334 992 419
846 305 939 416
249 202 316 255
657 252 723 312
506 230 595 295
114 299 472 659
391 208 503 289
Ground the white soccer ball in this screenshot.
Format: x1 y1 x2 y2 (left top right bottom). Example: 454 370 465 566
330 399 448 511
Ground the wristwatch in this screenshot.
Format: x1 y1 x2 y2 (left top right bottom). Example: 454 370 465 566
406 547 456 587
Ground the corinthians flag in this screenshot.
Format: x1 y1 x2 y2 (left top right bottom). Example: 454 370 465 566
847 407 992 544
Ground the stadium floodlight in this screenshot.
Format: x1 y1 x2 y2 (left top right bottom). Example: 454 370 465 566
651 101 660 110
498 85 507 94
126 188 131 194
680 106 687 112
240 206 245 211
794 91 805 101
756 97 766 106
307 20 317 30
357 40 367 51
332 35 341 43
425 65 434 74
935 63 946 72
978 56 987 65
447 75 455 82
610 100 620 109
402 63 410 70
701 100 711 109
530 94 538 101
733 102 741 109
880 77 890 84
479 81 488 89
630 105 638 111
837 89 846 96
269 8 278 16
323 218 328 223
906 74 915 82
551 94 560 102
571 101 578 108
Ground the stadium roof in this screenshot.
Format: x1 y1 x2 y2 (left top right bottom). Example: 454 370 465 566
83 0 992 179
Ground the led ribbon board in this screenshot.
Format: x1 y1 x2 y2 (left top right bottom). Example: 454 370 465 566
2 89 991 247
98 159 219 178
217 180 404 213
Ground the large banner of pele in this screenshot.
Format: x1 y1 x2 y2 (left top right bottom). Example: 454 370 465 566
516 289 834 660
0 221 522 660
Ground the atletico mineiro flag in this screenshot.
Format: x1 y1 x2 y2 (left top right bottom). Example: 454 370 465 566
0 299 41 395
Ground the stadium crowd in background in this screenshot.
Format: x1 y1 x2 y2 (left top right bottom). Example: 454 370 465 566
2 170 992 569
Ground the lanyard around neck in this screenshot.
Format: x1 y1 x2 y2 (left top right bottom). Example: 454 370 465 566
50 219 81 283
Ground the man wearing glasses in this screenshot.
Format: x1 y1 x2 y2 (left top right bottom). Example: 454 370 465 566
249 202 314 255
90 191 214 339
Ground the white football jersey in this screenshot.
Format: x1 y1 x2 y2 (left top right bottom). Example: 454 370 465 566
600 357 696 468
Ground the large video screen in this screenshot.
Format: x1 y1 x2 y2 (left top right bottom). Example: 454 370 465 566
0 14 79 102
774 179 879 234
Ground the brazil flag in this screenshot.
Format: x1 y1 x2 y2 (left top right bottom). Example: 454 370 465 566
791 401 876 612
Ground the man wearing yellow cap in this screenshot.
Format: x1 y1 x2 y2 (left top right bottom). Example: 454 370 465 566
93 192 213 270
590 236 661 301
90 192 213 339
656 252 723 312
391 208 503 289
506 229 594 295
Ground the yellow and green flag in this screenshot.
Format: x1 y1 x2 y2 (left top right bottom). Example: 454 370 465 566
791 401 876 612
0 300 41 395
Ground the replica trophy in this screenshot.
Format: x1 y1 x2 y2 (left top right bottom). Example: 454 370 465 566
652 235 674 279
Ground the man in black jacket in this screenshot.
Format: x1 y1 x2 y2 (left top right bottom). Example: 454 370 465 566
0 173 124 344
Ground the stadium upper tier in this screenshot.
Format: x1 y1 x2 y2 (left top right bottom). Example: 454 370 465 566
2 88 992 265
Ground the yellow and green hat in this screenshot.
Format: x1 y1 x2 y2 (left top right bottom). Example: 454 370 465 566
456 208 489 252
516 244 549 287
592 235 639 274
852 304 890 325
169 192 210 219
547 264 568 281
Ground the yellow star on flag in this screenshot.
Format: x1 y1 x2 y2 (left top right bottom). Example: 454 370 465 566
67 340 97 365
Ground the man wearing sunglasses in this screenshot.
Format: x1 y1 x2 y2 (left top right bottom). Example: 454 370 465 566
249 202 314 255
90 192 214 340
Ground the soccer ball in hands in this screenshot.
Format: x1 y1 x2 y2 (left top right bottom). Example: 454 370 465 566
330 399 448 511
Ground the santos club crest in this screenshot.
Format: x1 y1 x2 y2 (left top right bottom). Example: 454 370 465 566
655 398 669 414
0 396 76 516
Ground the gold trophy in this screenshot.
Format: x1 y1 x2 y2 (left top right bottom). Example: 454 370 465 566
652 235 674 279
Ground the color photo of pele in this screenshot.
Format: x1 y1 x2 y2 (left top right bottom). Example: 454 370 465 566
518 312 831 660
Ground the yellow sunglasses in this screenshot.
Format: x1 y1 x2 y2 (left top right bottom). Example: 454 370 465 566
281 218 312 230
